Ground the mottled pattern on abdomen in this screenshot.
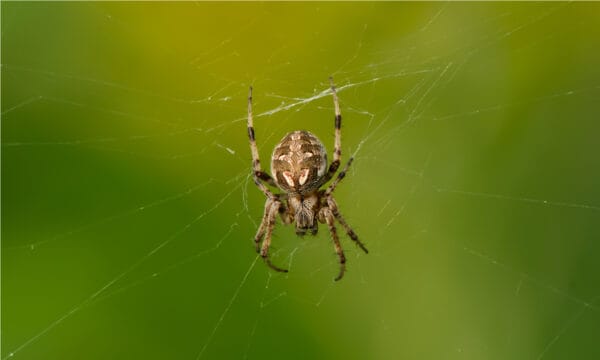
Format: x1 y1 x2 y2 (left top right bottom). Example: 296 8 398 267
271 130 328 193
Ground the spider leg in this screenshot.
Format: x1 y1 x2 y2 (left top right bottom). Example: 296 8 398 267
320 207 346 281
320 77 343 185
278 201 293 225
254 198 274 252
247 86 276 198
256 171 277 187
321 144 366 253
260 200 288 273
330 77 342 167
327 196 368 254
325 156 353 196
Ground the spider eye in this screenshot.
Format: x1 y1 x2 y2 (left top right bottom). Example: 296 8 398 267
282 171 295 187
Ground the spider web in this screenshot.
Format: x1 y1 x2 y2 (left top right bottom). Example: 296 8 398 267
3 2 600 360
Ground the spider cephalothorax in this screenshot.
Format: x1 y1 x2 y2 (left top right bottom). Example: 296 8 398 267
247 78 368 281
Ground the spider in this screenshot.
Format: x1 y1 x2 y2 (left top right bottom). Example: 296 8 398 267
247 77 368 281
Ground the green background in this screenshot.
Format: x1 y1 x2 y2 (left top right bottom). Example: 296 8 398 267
3 2 600 359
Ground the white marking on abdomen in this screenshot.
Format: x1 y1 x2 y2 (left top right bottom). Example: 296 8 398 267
298 168 310 185
283 171 295 187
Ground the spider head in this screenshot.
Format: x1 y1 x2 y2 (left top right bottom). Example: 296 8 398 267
289 193 319 236
271 130 327 194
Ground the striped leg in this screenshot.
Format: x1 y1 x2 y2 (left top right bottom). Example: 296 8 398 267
253 198 274 252
325 156 354 197
326 196 368 254
260 199 288 273
247 86 276 197
321 207 346 281
322 77 343 184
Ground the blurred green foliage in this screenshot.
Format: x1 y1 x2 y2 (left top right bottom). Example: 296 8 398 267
3 3 600 360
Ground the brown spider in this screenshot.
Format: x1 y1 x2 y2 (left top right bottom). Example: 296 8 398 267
247 77 368 281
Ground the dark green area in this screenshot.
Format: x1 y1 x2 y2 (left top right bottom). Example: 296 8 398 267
3 3 600 359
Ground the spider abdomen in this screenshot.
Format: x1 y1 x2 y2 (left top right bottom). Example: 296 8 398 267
271 130 327 193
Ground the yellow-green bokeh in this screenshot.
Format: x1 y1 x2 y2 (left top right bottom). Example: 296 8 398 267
3 3 600 360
